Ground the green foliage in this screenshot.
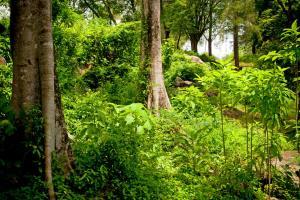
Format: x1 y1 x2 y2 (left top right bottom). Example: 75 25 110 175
54 18 140 94
271 168 300 199
0 176 47 200
62 92 166 199
0 18 10 62
165 52 208 87
255 0 300 53
172 86 216 118
162 39 176 71
2 1 300 198
198 53 217 63
0 63 12 113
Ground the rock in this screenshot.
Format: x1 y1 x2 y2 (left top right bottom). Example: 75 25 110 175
186 55 204 64
174 77 193 87
223 107 244 119
0 56 6 65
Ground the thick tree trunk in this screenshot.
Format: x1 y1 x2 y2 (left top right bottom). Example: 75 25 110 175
143 0 171 111
11 0 40 115
233 24 240 69
190 34 199 53
10 0 72 197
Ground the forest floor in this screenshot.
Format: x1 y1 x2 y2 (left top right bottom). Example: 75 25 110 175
273 151 300 185
224 106 300 185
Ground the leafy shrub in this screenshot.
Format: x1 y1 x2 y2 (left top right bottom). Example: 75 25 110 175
162 38 176 71
165 52 208 87
54 18 140 93
0 176 47 200
199 53 216 63
63 92 166 199
172 86 216 118
271 168 300 199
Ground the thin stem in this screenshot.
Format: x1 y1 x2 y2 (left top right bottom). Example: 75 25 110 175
265 124 270 197
220 89 225 160
245 104 249 157
250 116 254 170
296 53 299 153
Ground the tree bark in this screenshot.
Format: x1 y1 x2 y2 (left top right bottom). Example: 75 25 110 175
251 33 258 55
176 33 181 49
233 24 239 69
208 1 213 56
103 0 117 25
190 34 199 53
38 0 56 198
142 0 171 111
10 0 72 198
83 0 101 18
11 0 40 115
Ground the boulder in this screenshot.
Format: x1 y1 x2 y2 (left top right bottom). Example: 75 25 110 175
186 55 204 64
175 77 193 87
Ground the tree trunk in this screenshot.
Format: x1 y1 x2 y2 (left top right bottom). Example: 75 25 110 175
160 0 170 40
176 32 181 49
103 0 117 25
208 1 213 56
251 33 257 55
10 0 72 197
190 34 199 53
11 0 40 115
233 24 240 69
38 0 56 198
142 0 171 111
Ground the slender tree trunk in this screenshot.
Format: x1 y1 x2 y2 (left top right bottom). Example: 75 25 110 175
251 33 258 55
296 55 300 152
190 34 199 53
143 0 171 111
176 32 181 49
251 42 256 55
208 1 213 56
83 0 101 18
38 0 56 198
54 69 74 173
220 88 226 161
160 0 170 40
103 0 117 25
233 24 240 69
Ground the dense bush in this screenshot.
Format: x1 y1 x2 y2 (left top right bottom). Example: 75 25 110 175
54 18 140 95
165 52 208 87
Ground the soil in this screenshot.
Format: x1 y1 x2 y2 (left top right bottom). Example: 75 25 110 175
272 151 300 184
